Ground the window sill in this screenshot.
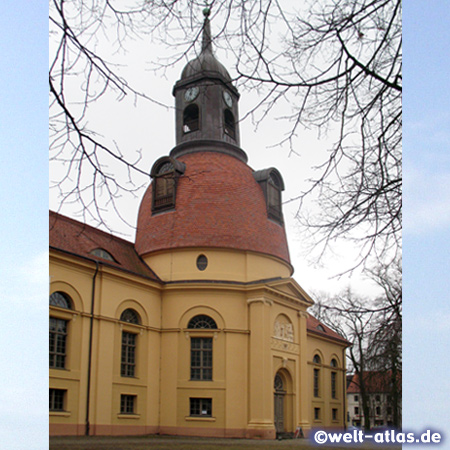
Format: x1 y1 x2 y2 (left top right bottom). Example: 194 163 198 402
185 416 216 422
50 411 71 417
117 414 140 420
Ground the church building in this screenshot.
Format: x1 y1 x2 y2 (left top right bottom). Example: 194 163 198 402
50 10 349 439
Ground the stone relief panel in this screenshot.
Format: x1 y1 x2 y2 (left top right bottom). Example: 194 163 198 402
273 314 294 342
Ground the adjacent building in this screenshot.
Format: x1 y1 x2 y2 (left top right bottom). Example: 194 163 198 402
50 11 349 438
347 372 401 429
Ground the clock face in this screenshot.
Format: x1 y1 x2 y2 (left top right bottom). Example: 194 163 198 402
184 87 199 102
223 90 233 108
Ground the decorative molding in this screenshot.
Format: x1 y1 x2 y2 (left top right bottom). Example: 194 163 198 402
271 337 299 353
247 298 273 306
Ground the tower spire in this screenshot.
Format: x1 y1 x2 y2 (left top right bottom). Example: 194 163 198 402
201 7 212 54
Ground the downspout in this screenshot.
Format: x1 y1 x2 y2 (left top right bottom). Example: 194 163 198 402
343 347 347 429
85 261 99 436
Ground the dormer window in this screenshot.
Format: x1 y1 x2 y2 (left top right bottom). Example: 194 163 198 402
150 156 186 214
224 109 236 139
253 168 285 224
89 248 116 262
183 104 199 133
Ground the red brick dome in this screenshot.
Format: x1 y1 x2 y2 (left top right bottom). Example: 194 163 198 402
135 151 291 264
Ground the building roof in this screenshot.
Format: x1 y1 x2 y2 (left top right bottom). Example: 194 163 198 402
135 151 291 264
49 211 160 282
179 11 232 85
347 371 401 394
306 314 350 345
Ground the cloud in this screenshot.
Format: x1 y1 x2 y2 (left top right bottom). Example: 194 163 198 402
404 166 450 235
0 251 48 311
18 251 48 286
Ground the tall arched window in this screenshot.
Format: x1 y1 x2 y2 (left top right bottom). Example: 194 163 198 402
183 104 199 133
49 292 72 369
188 314 216 381
119 308 140 377
224 109 236 139
313 354 321 398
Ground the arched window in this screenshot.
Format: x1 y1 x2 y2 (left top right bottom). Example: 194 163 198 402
153 161 176 212
183 104 199 133
120 308 140 325
274 374 284 392
49 292 72 369
253 168 284 224
316 324 326 332
224 109 236 139
49 291 72 309
119 309 140 378
188 314 216 381
313 354 321 364
331 371 337 399
188 315 217 329
314 368 320 397
330 358 338 367
89 248 116 262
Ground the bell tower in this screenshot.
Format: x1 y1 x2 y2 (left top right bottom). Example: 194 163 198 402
171 8 246 163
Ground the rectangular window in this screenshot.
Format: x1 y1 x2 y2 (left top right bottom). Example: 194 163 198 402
354 406 359 415
376 406 381 415
49 388 66 411
354 395 358 402
49 317 68 369
190 398 212 417
121 332 137 377
331 371 337 398
154 177 175 209
191 337 212 380
314 407 320 420
313 368 320 397
120 394 136 414
332 408 338 421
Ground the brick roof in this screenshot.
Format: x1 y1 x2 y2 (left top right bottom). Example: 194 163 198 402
49 211 160 281
347 371 401 393
135 151 291 264
306 314 350 345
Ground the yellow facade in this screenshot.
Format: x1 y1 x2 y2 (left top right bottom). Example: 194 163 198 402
50 13 348 438
50 244 348 438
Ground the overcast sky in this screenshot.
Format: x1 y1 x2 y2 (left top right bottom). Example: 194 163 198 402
1 1 449 448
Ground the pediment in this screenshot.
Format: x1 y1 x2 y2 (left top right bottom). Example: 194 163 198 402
265 278 314 306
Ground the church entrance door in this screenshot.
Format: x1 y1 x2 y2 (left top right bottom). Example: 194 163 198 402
274 374 285 434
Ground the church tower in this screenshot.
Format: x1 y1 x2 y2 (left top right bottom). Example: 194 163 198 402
135 8 292 283
172 8 243 156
